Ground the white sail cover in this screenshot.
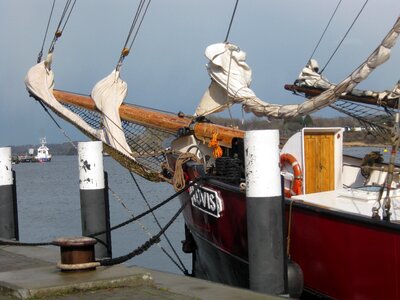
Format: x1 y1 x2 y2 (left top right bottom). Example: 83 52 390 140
197 17 400 118
25 54 103 139
297 59 400 101
91 70 132 158
296 59 332 89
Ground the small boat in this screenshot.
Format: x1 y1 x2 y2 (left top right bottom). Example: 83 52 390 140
35 138 52 163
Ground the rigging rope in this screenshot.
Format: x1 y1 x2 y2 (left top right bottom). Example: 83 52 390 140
116 0 152 71
108 185 187 274
307 0 343 63
129 171 189 275
224 0 240 42
88 178 203 237
320 0 370 73
100 201 187 266
0 178 203 244
37 0 56 63
36 99 77 150
48 0 77 54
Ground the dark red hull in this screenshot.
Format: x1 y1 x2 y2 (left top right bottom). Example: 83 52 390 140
181 173 400 299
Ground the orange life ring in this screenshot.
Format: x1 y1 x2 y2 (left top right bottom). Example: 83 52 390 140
280 153 303 198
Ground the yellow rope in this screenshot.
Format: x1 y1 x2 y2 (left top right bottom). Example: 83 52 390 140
172 152 201 191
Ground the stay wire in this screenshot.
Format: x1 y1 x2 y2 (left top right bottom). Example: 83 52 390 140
48 0 77 54
307 0 343 63
37 0 56 63
36 99 78 150
320 0 369 74
59 0 77 33
224 0 240 42
122 0 146 48
116 0 152 71
129 171 189 274
128 0 151 50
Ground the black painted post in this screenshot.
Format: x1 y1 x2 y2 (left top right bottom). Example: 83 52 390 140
0 147 19 240
244 130 287 295
78 141 112 259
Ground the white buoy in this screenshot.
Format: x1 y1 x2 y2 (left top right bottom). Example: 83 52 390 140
244 130 287 295
0 147 19 239
78 141 111 259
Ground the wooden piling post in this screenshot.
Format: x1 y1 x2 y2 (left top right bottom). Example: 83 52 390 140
0 147 19 240
78 141 111 259
244 130 287 295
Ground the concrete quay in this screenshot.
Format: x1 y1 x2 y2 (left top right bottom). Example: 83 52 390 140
0 245 282 300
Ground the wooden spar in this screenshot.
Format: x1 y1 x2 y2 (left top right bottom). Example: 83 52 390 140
53 89 244 148
53 90 191 133
284 84 399 109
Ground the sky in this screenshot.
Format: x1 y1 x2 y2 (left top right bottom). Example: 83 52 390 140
1 0 400 146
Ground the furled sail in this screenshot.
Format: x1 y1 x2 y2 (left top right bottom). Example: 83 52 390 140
25 54 104 140
197 17 400 118
25 54 165 182
296 59 400 102
91 70 133 159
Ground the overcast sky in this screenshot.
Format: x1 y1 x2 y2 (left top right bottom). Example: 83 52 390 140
1 0 399 146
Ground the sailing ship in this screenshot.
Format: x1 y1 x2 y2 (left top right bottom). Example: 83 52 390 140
23 1 400 299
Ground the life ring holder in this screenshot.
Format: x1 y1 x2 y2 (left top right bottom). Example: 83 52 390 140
280 153 303 198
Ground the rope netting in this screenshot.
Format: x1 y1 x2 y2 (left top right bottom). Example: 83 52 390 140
330 99 397 142
59 102 176 182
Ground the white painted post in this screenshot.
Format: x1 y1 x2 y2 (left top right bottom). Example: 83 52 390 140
244 130 287 295
78 141 111 259
0 147 19 239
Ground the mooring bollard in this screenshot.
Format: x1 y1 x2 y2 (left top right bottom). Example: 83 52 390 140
78 141 112 259
53 236 100 271
0 147 19 240
244 130 287 295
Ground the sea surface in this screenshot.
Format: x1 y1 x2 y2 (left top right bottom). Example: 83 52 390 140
12 145 397 275
13 155 191 275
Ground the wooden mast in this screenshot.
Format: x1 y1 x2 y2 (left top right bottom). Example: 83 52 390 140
284 84 399 109
53 89 244 148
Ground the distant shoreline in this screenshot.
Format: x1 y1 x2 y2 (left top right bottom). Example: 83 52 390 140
343 141 387 148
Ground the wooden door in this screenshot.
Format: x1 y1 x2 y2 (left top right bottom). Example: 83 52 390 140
304 132 335 193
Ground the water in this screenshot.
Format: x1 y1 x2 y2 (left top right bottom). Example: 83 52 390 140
13 155 191 275
343 145 400 164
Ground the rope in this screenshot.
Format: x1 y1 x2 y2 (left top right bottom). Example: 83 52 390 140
37 0 56 63
320 0 369 73
129 171 189 275
100 201 187 266
88 178 203 237
116 0 152 71
307 0 343 63
173 152 202 191
48 0 77 54
36 99 77 150
108 186 187 274
0 178 204 248
224 0 240 42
